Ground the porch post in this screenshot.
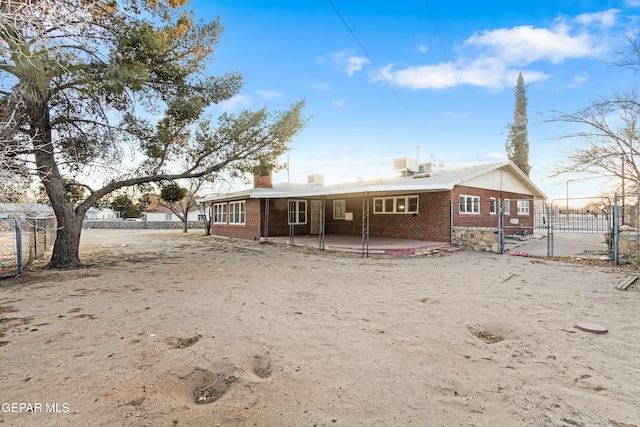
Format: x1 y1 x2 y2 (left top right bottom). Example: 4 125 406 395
362 193 369 258
264 198 270 241
318 198 325 250
497 198 503 254
547 201 554 257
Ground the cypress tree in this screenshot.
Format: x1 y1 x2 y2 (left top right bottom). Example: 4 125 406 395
506 72 531 176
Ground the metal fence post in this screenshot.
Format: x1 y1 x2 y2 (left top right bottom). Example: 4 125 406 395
613 195 619 265
497 198 504 254
15 217 23 275
547 202 553 257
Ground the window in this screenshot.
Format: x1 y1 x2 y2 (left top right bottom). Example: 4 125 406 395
517 200 530 215
333 200 346 219
198 214 206 221
229 201 245 224
214 203 227 224
164 213 173 220
503 199 510 215
489 198 497 215
459 195 480 214
288 200 307 224
373 196 419 214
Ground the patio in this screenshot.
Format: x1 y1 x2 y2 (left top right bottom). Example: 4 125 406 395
262 234 452 256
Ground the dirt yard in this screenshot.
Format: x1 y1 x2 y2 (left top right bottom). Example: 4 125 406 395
0 229 639 426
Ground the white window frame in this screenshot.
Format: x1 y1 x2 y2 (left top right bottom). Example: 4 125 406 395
229 201 246 225
288 200 307 225
459 195 480 214
489 197 497 215
517 200 530 215
213 203 227 224
503 199 511 215
373 196 419 214
333 200 346 219
164 212 173 221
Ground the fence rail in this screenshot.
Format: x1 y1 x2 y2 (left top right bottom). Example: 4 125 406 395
0 215 57 277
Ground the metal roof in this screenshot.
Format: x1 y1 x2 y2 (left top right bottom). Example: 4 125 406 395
197 161 547 203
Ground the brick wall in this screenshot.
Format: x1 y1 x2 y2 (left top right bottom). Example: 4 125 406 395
323 191 452 242
210 199 262 240
208 185 536 243
452 185 535 234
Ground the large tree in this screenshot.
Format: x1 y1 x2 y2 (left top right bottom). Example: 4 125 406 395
0 0 308 268
157 180 200 233
505 72 531 176
549 34 640 193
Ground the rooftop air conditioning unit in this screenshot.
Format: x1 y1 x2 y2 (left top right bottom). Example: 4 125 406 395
393 157 417 174
307 174 324 185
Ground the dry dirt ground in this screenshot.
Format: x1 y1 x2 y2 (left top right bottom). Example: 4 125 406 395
1 229 639 427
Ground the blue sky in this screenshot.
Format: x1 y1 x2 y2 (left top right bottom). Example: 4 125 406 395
191 0 640 201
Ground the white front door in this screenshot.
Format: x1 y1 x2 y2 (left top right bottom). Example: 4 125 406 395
310 200 323 234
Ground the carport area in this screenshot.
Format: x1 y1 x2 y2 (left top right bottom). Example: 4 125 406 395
264 234 452 256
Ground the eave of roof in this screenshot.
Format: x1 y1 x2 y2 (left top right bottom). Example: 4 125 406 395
196 161 547 202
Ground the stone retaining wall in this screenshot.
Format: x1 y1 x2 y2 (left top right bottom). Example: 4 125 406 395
83 220 205 230
617 230 639 265
453 227 499 253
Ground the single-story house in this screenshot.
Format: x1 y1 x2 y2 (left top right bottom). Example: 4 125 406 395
197 160 546 251
0 203 54 219
84 206 119 220
144 204 201 222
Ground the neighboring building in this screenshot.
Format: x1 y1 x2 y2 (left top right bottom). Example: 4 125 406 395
144 204 202 222
84 206 119 220
0 203 54 219
197 160 546 248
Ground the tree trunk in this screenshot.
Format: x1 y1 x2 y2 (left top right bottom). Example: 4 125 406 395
48 215 83 268
30 99 86 268
182 219 188 233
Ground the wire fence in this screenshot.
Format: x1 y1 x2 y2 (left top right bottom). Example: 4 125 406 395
0 215 57 277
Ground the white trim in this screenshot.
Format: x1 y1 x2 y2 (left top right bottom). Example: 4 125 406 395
517 200 530 215
333 199 346 219
288 199 307 225
459 195 480 214
214 202 227 224
373 195 419 214
229 201 246 225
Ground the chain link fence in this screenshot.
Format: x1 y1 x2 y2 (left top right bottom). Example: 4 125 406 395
0 215 57 277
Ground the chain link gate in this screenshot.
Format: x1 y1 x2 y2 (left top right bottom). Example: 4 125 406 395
0 217 22 277
0 215 57 278
497 197 613 262
613 194 640 266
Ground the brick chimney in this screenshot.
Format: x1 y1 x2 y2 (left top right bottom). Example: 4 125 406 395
253 171 273 188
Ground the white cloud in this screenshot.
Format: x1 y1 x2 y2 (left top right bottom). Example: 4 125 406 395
567 73 589 87
257 90 283 100
332 50 369 77
332 99 346 107
575 9 619 27
625 0 640 7
464 22 601 65
373 10 618 90
376 63 458 89
417 45 428 54
217 95 250 111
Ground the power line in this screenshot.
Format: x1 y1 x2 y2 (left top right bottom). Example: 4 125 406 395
327 0 408 112
423 0 459 85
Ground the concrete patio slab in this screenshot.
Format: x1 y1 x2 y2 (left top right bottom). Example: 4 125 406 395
262 234 452 256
